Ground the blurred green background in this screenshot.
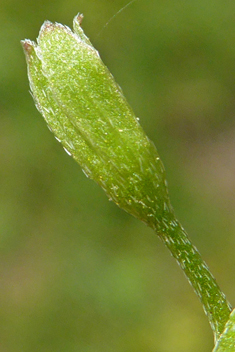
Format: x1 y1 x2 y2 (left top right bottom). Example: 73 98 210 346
1 0 235 351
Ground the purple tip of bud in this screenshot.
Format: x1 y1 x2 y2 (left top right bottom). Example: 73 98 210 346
21 39 34 56
42 20 54 30
76 13 84 25
37 21 56 41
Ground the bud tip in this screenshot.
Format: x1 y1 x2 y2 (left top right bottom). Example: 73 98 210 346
21 39 34 55
76 13 84 25
38 20 55 41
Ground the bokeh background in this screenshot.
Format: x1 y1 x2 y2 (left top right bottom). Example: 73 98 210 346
1 0 235 351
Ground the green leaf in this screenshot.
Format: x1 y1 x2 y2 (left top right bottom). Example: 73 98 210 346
213 309 235 352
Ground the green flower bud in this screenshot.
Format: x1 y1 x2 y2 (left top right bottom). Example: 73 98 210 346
21 13 172 230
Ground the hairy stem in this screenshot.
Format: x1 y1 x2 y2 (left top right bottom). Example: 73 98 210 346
156 214 232 340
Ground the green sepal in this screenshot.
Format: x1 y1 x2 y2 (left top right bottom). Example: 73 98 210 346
212 309 235 352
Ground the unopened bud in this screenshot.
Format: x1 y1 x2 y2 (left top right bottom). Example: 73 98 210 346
21 14 172 230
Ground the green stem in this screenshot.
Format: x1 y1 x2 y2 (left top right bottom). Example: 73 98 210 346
156 213 232 340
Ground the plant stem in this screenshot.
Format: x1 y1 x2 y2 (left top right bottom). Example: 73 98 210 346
156 213 232 340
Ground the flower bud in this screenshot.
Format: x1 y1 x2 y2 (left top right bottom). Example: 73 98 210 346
21 13 172 230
